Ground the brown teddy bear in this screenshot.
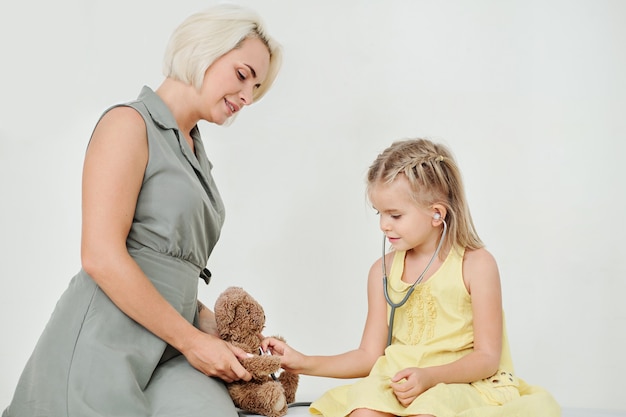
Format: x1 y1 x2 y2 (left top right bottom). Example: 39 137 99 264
214 286 299 417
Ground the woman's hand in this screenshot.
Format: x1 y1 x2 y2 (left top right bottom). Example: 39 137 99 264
260 336 306 374
181 330 252 383
390 367 434 407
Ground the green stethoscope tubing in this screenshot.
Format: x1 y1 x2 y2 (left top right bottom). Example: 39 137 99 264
382 218 448 347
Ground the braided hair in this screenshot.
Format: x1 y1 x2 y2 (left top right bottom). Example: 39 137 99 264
367 138 483 255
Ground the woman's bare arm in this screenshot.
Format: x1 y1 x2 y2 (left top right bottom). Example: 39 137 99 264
80 107 249 382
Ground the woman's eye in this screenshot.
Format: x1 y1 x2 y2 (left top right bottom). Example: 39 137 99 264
237 70 246 81
391 214 401 219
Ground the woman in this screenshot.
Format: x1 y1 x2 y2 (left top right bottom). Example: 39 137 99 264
3 4 282 417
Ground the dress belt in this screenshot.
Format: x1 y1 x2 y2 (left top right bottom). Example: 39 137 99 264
199 268 211 285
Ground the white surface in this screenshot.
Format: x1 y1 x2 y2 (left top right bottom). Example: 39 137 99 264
562 409 626 417
240 405 626 416
1 0 625 412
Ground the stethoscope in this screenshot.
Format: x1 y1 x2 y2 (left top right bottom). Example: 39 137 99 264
382 213 448 346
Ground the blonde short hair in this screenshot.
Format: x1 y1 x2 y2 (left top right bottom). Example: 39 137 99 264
163 4 282 101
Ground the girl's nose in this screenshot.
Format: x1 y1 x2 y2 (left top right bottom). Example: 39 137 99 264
379 217 390 232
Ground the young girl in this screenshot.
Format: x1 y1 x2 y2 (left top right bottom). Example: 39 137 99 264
262 139 560 416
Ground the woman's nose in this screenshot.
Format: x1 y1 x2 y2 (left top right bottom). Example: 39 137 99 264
240 85 254 107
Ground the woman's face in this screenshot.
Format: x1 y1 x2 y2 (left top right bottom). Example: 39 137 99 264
199 37 271 125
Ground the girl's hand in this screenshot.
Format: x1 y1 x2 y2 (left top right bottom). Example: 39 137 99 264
389 367 433 407
181 330 252 383
260 336 306 373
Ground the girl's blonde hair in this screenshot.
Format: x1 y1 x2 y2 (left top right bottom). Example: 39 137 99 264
367 138 483 254
163 4 283 102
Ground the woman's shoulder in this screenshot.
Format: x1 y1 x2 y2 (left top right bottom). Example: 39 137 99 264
95 106 146 135
101 104 145 125
90 105 148 154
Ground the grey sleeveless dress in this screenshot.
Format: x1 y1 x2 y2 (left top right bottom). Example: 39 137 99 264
3 86 238 417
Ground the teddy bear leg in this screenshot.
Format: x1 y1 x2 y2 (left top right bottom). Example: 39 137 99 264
229 381 288 417
278 372 299 404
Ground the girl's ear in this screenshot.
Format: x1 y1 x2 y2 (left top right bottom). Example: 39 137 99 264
430 204 447 225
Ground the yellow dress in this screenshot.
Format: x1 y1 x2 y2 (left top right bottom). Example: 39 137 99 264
310 247 560 417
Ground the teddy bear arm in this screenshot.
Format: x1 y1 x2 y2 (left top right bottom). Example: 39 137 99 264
241 355 282 379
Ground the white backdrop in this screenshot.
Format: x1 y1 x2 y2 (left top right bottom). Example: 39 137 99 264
1 0 625 413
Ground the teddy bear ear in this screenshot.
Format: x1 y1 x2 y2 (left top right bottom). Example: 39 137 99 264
217 286 245 325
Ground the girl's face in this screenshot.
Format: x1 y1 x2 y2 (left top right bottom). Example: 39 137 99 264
369 175 438 252
199 37 270 125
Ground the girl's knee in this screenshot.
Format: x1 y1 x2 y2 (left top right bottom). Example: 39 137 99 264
349 408 435 417
349 408 394 417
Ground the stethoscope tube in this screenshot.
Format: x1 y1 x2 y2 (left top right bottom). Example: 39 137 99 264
382 218 447 347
